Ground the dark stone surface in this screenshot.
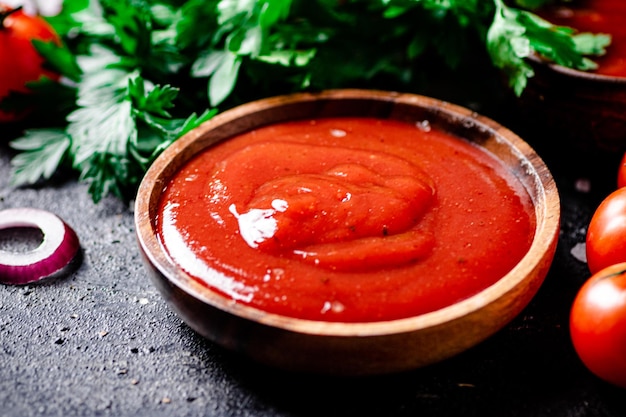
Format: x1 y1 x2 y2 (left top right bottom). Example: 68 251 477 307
2 96 626 417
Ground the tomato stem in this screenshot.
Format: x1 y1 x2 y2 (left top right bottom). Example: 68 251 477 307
0 6 23 29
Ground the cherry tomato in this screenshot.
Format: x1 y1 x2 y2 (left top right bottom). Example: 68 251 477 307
586 187 626 274
618 152 626 189
0 4 60 122
570 263 626 389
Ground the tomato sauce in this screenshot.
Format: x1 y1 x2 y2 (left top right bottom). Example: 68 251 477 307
538 0 626 77
157 118 536 322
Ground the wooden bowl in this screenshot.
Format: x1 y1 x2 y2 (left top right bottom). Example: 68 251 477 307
520 55 626 154
134 89 560 376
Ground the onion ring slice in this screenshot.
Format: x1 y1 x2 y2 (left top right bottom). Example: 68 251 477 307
0 208 81 285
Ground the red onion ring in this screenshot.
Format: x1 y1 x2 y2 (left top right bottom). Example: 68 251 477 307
0 208 81 285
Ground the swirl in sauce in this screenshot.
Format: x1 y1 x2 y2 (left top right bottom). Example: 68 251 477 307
158 118 535 322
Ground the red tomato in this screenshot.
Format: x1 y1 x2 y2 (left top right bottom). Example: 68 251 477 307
618 152 626 189
0 4 60 122
586 187 626 274
570 263 626 389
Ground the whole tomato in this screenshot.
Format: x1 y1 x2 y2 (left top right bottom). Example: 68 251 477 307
570 262 626 389
0 4 60 122
586 187 626 274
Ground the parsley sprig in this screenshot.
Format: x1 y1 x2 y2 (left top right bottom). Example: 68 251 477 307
7 0 609 203
488 0 610 95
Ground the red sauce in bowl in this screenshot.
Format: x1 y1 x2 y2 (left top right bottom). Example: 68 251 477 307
538 0 626 77
157 117 536 322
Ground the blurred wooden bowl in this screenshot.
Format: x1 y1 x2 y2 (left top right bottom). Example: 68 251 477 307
521 55 626 154
134 89 560 375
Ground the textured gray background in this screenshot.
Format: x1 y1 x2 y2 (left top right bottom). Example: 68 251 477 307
2 113 626 417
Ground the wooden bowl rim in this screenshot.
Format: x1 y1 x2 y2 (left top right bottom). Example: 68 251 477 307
528 53 626 84
135 89 560 338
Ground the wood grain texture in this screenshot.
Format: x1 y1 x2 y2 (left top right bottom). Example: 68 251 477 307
134 89 561 375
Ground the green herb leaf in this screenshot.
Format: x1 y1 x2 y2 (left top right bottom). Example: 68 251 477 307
208 52 241 106
487 1 536 95
33 39 82 81
487 0 609 96
99 0 153 58
513 0 555 8
9 129 71 186
129 77 176 118
573 32 612 57
6 0 611 204
129 76 216 166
